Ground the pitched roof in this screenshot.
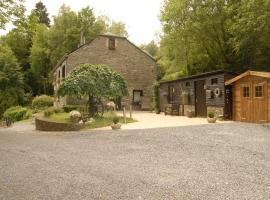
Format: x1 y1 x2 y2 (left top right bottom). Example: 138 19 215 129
52 34 156 73
225 71 270 85
160 70 236 84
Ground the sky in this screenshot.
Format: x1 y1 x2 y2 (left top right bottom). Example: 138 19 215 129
1 0 164 45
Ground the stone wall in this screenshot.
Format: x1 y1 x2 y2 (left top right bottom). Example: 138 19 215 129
35 118 82 132
54 35 156 110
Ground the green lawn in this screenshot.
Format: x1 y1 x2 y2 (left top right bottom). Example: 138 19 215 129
46 111 136 129
47 112 70 123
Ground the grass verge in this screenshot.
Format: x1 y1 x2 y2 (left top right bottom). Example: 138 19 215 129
46 112 136 129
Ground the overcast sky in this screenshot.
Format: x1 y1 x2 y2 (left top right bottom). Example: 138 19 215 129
1 0 164 45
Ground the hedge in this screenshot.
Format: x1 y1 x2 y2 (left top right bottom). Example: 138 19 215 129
3 106 32 122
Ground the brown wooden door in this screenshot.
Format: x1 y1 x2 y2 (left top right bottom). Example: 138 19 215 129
195 80 207 117
252 81 267 123
240 83 252 122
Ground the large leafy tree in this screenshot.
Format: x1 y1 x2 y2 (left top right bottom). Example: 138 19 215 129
159 0 270 80
0 42 24 117
30 24 52 95
106 21 129 37
57 64 128 116
0 0 25 29
32 1 50 26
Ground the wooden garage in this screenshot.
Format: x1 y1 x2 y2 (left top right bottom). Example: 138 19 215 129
226 71 270 123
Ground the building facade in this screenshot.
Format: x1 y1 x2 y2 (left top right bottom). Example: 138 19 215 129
159 70 236 118
53 34 156 110
226 71 270 123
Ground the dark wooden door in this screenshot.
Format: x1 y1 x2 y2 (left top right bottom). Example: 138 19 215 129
195 80 207 117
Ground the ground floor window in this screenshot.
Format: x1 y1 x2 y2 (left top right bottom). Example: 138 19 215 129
133 90 143 105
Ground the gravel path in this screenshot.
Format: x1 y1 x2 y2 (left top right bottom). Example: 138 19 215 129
0 123 270 199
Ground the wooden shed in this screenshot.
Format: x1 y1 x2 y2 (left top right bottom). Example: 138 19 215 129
225 71 270 123
159 70 237 118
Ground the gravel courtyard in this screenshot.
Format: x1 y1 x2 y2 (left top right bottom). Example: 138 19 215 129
0 123 270 200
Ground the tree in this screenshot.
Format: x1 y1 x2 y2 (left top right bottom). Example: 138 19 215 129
0 0 25 29
32 1 50 26
0 42 24 117
106 21 129 37
140 40 159 57
30 24 52 95
159 0 270 80
57 64 128 117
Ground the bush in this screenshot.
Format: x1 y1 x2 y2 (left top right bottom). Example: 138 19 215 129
43 107 63 117
3 106 32 122
208 112 215 118
152 81 160 112
32 95 54 109
43 107 54 117
112 116 119 124
63 105 85 113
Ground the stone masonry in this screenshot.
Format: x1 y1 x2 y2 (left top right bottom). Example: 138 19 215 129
53 34 156 110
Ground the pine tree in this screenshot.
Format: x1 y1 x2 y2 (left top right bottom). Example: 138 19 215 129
33 1 50 27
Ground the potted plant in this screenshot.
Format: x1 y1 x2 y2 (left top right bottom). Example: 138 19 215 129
111 116 121 130
207 112 217 123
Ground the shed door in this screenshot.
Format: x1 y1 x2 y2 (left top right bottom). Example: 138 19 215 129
195 80 207 117
240 83 252 122
252 81 267 123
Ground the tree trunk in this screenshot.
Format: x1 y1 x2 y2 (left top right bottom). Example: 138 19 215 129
87 95 95 117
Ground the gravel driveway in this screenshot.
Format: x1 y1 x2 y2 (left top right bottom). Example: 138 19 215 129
0 123 270 200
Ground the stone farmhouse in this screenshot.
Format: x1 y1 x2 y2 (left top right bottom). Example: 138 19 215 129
53 34 156 110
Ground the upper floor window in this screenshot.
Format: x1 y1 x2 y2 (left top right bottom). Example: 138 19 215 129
211 78 218 85
58 70 61 79
108 38 116 50
62 65 66 78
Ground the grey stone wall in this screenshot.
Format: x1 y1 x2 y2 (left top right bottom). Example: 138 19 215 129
35 118 82 132
55 35 156 110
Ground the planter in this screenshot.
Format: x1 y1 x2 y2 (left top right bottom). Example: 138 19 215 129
111 123 121 130
207 117 217 123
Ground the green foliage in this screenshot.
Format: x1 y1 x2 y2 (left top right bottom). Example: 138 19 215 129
0 43 24 118
43 107 62 117
208 112 215 118
0 0 25 29
32 95 54 109
57 64 128 98
3 106 32 122
106 21 129 37
159 0 270 79
152 81 160 112
32 1 50 26
112 116 119 124
140 40 159 57
43 107 55 117
30 24 53 94
63 105 85 113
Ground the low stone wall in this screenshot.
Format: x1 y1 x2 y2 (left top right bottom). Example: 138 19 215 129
35 118 82 132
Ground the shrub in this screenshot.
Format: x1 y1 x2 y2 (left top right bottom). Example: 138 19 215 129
63 105 85 113
43 107 54 117
32 95 54 109
208 112 215 118
112 116 119 124
3 106 32 122
152 81 160 113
